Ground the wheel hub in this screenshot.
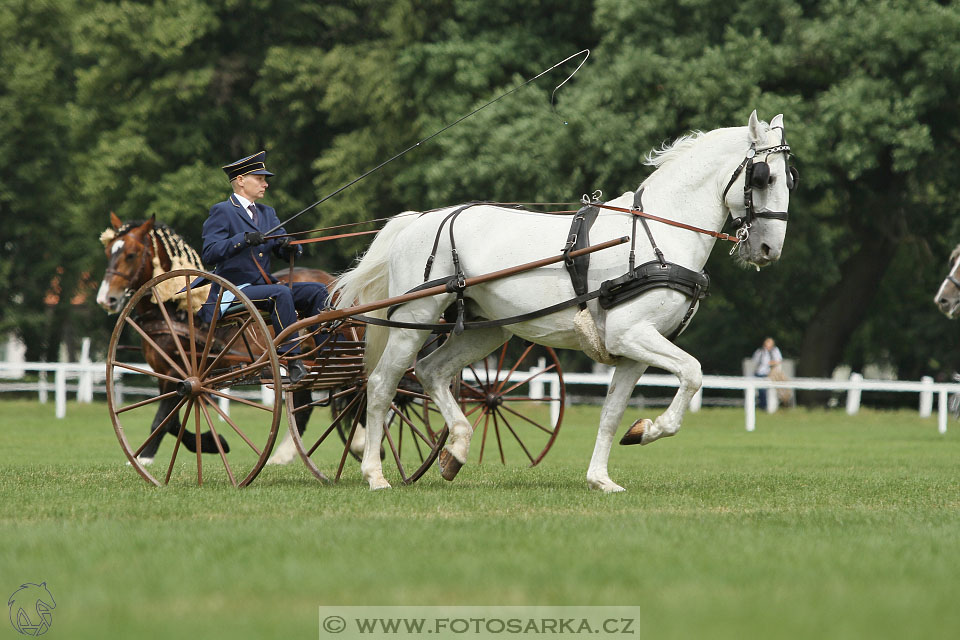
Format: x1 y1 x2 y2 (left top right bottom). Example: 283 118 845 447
176 376 202 398
485 393 503 409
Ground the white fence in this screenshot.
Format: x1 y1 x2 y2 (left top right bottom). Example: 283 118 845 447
2 359 957 434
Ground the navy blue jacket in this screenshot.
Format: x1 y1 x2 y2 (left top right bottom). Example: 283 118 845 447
200 194 302 314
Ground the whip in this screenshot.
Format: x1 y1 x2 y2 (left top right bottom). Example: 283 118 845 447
265 49 590 235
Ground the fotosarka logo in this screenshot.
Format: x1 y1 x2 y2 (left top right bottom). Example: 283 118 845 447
8 582 56 636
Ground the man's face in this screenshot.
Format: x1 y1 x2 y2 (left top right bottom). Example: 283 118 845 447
237 174 268 201
764 338 774 350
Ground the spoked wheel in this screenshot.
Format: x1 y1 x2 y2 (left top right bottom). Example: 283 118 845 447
288 370 448 485
459 341 564 467
106 269 282 487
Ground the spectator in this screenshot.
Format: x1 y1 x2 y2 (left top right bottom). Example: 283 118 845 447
752 337 782 410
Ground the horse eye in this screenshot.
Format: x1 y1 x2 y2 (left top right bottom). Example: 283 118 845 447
126 252 136 260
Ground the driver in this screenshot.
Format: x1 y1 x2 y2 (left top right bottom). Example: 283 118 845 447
199 151 327 383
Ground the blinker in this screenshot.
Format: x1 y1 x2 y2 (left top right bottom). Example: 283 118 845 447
750 162 771 189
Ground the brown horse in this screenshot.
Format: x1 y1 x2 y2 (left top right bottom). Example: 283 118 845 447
96 213 333 465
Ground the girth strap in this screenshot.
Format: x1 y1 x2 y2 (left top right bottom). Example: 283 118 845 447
599 259 709 341
599 260 709 310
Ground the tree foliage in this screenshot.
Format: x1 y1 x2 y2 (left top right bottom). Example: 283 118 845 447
4 0 960 384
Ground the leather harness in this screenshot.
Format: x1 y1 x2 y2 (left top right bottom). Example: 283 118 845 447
378 192 711 340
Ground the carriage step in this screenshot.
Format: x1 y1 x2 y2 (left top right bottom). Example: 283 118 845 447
261 361 307 384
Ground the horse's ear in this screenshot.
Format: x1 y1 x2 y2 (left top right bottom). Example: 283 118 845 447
770 114 784 129
144 214 155 232
110 212 123 229
748 110 764 143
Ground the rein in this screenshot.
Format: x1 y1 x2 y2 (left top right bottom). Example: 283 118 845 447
272 203 581 245
590 202 740 243
289 229 381 246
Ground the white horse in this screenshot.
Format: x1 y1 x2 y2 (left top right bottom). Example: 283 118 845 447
934 243 960 317
335 110 795 492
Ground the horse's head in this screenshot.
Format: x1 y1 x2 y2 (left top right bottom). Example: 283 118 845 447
935 244 960 318
723 110 797 268
96 213 156 313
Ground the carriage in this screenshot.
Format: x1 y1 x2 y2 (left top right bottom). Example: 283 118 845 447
102 110 795 492
102 244 610 488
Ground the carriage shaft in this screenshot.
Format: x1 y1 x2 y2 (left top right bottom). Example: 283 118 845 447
273 236 629 346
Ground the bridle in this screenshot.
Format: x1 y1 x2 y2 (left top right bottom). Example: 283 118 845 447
104 235 153 305
945 271 960 291
721 126 798 246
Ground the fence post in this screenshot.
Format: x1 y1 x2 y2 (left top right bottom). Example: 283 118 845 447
219 389 231 420
846 373 863 415
55 365 66 419
919 376 933 418
114 370 124 407
78 337 93 403
939 389 948 434
38 370 48 404
767 384 779 413
549 375 561 427
261 385 273 406
745 382 756 431
529 357 545 400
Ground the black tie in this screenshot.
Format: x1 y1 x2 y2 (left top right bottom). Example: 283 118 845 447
248 204 258 226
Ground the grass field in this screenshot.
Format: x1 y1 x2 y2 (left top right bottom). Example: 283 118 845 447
1 399 959 639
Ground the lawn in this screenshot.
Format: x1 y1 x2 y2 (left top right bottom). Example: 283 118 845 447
1 399 958 639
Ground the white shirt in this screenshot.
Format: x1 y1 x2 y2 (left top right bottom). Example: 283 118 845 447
752 346 783 376
234 193 256 220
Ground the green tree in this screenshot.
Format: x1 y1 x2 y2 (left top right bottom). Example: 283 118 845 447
8 0 960 387
0 0 79 360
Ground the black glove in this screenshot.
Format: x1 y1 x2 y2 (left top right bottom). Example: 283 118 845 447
276 236 298 259
244 231 265 247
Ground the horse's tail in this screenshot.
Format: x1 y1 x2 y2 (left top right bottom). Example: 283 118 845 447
332 213 419 372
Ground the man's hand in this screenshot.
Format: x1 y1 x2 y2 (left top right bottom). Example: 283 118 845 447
276 236 298 259
244 231 265 247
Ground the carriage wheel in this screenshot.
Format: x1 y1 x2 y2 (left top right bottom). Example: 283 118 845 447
287 371 449 485
106 269 282 487
459 341 564 466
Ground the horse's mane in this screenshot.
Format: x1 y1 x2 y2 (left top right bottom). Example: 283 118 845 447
643 131 707 169
101 220 209 312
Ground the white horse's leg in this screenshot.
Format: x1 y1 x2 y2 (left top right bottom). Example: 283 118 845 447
414 328 509 480
586 360 647 493
267 429 298 465
608 325 702 446
363 327 432 490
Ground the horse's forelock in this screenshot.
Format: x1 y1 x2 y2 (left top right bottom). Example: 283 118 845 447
949 244 960 269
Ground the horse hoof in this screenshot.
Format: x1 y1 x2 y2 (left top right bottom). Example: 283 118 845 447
266 450 296 466
199 433 231 454
369 480 392 491
437 448 464 481
588 479 626 493
619 419 652 446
